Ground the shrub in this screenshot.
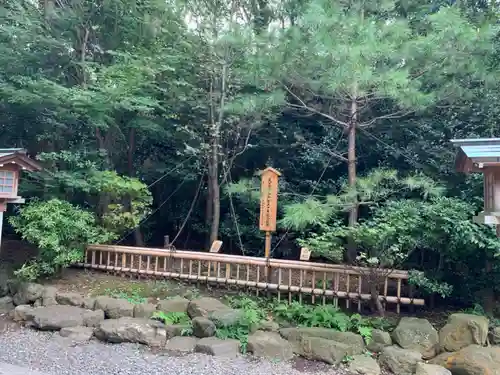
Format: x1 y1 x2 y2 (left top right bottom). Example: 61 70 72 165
9 198 115 280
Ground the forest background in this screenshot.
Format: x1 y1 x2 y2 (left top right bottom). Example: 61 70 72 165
2 0 500 313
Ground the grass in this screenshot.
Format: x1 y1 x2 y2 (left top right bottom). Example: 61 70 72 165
93 279 201 303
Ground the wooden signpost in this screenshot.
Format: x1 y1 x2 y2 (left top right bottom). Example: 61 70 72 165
259 167 281 282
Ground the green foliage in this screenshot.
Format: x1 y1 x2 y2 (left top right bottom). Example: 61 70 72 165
226 295 391 343
271 302 376 342
9 199 115 280
104 288 147 304
2 0 500 312
408 270 453 298
282 169 444 231
152 311 191 326
215 296 264 353
34 151 153 235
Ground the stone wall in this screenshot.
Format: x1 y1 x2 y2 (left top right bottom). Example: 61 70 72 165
0 282 498 375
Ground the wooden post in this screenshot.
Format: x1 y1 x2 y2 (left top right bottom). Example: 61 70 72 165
259 167 281 289
265 231 271 284
0 211 3 254
164 235 170 249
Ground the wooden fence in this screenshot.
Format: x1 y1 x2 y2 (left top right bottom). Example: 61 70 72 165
79 244 425 313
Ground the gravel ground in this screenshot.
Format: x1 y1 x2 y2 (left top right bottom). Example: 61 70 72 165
0 328 346 375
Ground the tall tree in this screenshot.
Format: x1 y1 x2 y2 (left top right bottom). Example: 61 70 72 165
258 0 493 260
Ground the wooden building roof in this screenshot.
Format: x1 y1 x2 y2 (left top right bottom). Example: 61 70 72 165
0 149 42 172
451 138 500 173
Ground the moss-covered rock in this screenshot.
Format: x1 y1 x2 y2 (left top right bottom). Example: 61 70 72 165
392 317 439 359
430 345 500 375
438 313 488 352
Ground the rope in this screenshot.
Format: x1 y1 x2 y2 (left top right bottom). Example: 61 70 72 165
271 132 344 254
147 156 194 189
115 175 191 244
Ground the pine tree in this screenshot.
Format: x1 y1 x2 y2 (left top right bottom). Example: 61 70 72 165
259 0 493 259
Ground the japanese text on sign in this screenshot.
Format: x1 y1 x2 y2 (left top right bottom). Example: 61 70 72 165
259 168 279 232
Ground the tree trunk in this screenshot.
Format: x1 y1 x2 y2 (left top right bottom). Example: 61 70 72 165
208 121 221 245
205 170 213 248
370 281 385 317
127 127 145 246
207 64 227 246
482 258 495 315
346 91 358 263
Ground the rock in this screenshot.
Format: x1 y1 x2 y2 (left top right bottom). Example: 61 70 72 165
247 331 294 361
439 313 489 352
12 283 44 305
0 276 9 298
195 337 240 358
59 326 94 342
41 287 58 306
6 279 20 296
347 355 381 375
430 345 500 375
257 320 279 332
209 309 243 327
133 303 157 319
192 317 216 338
187 297 229 318
94 296 134 319
12 305 35 322
166 324 192 339
56 292 84 307
392 317 439 359
164 336 199 352
94 317 167 347
157 297 189 314
280 327 365 354
366 329 392 352
415 362 451 375
82 309 105 327
298 336 353 365
82 297 96 310
0 296 14 314
379 346 422 375
31 305 88 330
26 305 103 330
491 326 500 345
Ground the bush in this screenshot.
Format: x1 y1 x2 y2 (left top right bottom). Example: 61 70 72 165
9 198 115 280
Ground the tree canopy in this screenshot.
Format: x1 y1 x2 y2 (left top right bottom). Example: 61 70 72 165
2 0 500 310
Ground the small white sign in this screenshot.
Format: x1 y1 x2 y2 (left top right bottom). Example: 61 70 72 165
210 240 223 253
300 247 311 261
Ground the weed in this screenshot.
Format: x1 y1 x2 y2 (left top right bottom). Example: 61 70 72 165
342 355 354 363
223 295 392 347
104 287 147 304
215 298 263 353
152 311 191 325
181 326 193 336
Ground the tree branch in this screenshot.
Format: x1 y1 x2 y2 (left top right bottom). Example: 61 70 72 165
359 110 414 128
283 83 350 129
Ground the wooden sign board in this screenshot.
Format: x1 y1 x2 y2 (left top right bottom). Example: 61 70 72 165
210 240 223 253
300 247 311 261
259 167 281 232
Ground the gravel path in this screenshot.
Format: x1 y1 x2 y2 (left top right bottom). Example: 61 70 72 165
0 328 343 375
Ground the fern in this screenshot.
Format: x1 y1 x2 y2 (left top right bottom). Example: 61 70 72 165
152 311 191 325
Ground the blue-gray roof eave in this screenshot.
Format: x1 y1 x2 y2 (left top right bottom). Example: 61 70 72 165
0 148 25 158
451 138 500 147
451 138 500 160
